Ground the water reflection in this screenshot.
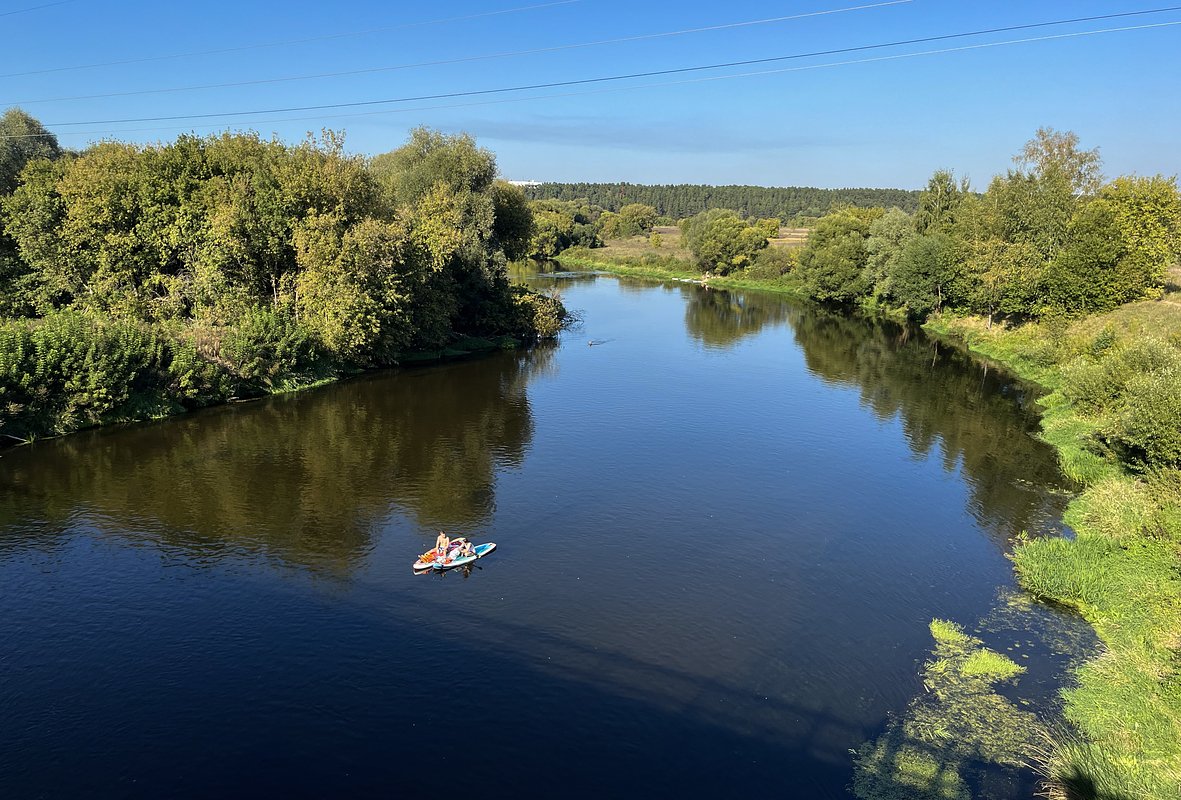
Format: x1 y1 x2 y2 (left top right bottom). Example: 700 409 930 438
682 285 791 349
0 348 552 573
788 308 1071 546
507 259 600 290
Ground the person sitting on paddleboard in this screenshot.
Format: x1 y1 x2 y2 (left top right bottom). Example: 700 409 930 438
435 531 450 556
458 540 475 558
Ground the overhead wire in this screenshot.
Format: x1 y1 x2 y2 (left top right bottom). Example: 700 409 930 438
0 0 582 78
0 0 76 17
7 19 1177 142
38 5 1181 128
7 1 913 106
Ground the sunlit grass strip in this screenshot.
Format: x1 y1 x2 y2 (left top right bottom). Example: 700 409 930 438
556 247 809 298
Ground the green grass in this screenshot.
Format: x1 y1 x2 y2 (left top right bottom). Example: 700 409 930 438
557 244 809 298
930 298 1181 799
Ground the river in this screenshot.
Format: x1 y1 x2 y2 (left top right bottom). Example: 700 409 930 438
0 269 1091 798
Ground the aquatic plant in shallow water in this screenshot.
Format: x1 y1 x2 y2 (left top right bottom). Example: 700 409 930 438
852 620 1039 800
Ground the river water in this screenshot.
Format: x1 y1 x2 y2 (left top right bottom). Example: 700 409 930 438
1 270 1090 798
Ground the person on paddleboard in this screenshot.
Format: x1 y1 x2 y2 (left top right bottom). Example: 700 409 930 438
435 531 450 556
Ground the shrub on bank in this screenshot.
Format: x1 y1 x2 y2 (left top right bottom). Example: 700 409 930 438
510 286 567 340
0 311 170 438
218 307 322 389
1110 367 1181 468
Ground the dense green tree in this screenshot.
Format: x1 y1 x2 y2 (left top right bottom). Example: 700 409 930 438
526 198 601 257
0 118 566 439
600 202 657 238
863 208 915 298
914 170 968 235
963 239 1042 326
0 108 62 195
795 207 884 302
490 181 534 261
1015 126 1104 197
991 129 1103 261
369 128 496 207
1099 175 1181 299
530 209 575 258
680 208 769 275
888 233 960 316
755 218 781 239
0 109 66 316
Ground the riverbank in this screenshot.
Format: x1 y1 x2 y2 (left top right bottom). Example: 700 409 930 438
557 245 809 297
926 291 1181 798
0 318 557 446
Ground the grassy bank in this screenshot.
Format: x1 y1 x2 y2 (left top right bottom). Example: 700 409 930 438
0 313 550 445
926 286 1181 798
557 243 809 298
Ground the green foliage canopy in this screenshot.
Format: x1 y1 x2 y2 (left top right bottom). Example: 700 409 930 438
680 208 769 275
0 116 566 439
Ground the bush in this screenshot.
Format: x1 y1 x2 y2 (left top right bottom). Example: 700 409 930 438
744 247 797 280
166 338 233 407
1060 337 1181 415
0 311 170 437
681 209 769 275
1110 367 1181 468
510 286 567 340
219 307 320 388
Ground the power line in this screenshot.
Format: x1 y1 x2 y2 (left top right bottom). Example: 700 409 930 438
0 0 75 17
40 5 1181 128
7 19 1175 142
0 0 581 79
8 1 912 106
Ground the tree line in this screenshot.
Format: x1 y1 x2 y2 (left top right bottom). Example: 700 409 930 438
523 182 920 222
0 109 564 440
792 128 1180 323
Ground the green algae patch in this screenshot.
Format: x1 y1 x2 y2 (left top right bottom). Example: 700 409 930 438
852 620 1041 800
961 650 1025 681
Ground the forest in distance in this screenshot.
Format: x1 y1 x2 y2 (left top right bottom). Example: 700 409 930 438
523 181 921 223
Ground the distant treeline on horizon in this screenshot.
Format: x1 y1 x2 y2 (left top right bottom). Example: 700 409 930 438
522 182 921 222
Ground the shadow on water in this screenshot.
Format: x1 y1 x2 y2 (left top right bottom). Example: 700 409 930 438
0 567 868 800
0 347 555 574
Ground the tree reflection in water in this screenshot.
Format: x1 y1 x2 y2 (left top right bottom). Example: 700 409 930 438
682 284 791 350
0 346 555 574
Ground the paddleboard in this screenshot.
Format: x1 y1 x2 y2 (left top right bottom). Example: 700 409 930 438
412 538 468 571
433 542 497 571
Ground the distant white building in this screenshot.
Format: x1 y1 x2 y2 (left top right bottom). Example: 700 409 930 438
507 180 542 187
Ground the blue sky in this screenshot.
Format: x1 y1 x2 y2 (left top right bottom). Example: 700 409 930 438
2 0 1179 188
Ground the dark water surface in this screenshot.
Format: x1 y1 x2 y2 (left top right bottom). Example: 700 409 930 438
2 273 1089 798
